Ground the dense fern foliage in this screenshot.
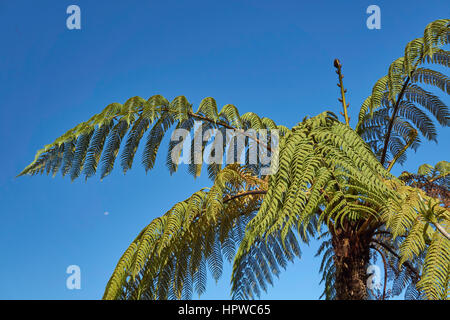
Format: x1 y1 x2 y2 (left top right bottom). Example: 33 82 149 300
231 111 394 299
20 19 449 300
400 161 450 207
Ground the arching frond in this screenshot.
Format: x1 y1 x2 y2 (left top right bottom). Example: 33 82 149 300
103 164 267 299
19 96 287 180
357 19 449 167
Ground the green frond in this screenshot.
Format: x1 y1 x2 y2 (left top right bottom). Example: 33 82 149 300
83 121 113 179
219 104 243 129
422 19 450 57
358 19 449 167
369 76 389 112
197 97 219 122
423 49 450 67
416 224 450 299
70 129 95 180
412 68 450 94
403 84 449 126
102 164 266 300
121 116 151 174
100 120 129 179
19 95 284 180
380 180 450 299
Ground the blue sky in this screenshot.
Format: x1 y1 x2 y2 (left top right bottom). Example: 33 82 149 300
0 0 448 299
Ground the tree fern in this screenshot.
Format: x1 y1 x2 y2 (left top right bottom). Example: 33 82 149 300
19 18 449 300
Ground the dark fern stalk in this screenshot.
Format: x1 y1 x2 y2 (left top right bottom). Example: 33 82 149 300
334 59 350 126
380 75 412 166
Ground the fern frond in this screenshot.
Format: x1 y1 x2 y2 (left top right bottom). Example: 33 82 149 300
19 96 285 180
357 19 449 167
103 164 266 300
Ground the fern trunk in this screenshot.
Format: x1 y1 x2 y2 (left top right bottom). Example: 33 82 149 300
332 225 373 300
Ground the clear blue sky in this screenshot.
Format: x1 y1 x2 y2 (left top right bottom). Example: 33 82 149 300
0 0 448 299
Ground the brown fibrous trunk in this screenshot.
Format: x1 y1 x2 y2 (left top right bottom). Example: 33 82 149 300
331 223 373 300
